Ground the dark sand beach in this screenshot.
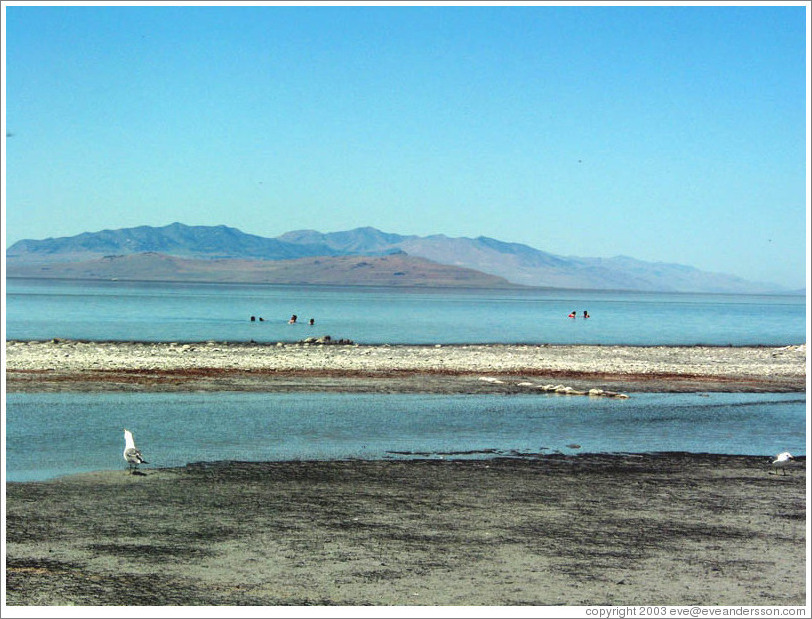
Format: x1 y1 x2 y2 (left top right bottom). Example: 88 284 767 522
5 341 808 607
6 455 806 606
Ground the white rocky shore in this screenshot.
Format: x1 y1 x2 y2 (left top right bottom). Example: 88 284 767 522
6 339 806 383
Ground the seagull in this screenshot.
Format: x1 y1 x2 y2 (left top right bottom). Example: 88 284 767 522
123 429 148 474
769 451 795 475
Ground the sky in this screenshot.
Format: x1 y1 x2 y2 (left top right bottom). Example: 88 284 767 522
2 2 809 289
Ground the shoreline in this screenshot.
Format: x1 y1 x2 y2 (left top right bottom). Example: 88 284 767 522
6 454 805 606
5 339 807 393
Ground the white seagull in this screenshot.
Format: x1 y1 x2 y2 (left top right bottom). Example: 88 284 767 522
769 451 796 475
123 429 148 474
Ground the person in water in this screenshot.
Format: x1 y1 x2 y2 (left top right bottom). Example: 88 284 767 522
309 318 315 326
289 314 298 324
568 311 577 318
583 310 590 319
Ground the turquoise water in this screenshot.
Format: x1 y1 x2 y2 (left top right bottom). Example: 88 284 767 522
4 278 806 345
5 280 807 482
5 392 806 482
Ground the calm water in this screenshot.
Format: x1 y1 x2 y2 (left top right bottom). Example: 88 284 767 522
5 392 806 482
4 278 806 345
5 279 807 482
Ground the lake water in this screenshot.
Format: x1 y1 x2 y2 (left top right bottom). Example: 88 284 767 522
4 278 807 345
4 279 807 482
5 392 806 482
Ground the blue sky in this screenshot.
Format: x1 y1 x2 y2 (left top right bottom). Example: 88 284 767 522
3 3 809 288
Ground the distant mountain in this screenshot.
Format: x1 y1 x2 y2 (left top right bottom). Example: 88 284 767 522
6 252 519 289
6 223 792 293
273 227 788 293
568 256 778 295
6 222 344 262
277 227 408 255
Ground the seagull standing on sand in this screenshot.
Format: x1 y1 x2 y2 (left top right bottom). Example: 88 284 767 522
123 429 148 474
770 451 795 475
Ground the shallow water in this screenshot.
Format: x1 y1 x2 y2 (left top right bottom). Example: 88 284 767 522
5 392 805 482
5 278 806 345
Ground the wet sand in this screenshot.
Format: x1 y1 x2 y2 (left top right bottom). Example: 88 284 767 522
5 455 806 606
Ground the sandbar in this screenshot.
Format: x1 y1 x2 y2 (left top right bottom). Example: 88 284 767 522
5 340 807 393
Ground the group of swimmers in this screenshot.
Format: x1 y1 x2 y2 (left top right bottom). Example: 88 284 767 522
568 310 590 319
250 314 315 325
288 314 315 325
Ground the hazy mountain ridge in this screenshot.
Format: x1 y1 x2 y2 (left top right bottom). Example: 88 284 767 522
571 256 774 295
6 223 793 293
6 252 518 289
277 227 410 255
8 222 345 262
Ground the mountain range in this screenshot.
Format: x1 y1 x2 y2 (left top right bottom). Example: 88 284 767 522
5 222 793 293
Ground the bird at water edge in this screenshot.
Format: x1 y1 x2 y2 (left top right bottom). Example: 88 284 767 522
123 429 148 475
769 451 796 475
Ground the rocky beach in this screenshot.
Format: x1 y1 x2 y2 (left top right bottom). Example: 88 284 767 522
5 339 807 394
